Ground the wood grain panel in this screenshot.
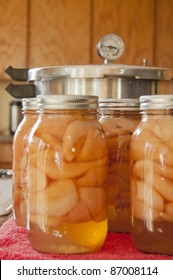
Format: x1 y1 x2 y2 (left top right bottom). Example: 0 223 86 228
29 0 91 67
155 0 173 68
0 0 27 79
92 0 155 66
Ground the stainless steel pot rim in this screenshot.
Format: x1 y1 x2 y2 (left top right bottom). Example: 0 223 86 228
27 64 173 81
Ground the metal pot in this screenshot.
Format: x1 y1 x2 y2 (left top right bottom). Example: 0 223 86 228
5 34 173 99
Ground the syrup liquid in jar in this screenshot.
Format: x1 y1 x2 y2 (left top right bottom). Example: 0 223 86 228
99 99 140 232
26 95 108 254
13 98 38 227
130 95 173 255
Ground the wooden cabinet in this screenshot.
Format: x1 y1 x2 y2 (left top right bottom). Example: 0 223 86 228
0 0 27 79
0 0 173 78
155 0 173 67
28 0 91 67
92 0 173 67
92 0 155 66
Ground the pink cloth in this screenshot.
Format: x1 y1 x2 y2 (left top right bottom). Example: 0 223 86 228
0 218 173 260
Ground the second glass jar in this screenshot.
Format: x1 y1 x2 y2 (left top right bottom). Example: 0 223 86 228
99 99 140 233
99 98 140 232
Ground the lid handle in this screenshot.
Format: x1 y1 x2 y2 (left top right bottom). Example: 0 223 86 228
5 66 28 81
96 34 124 64
5 83 35 98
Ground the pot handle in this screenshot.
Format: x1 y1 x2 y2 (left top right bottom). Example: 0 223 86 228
5 83 35 98
5 66 28 81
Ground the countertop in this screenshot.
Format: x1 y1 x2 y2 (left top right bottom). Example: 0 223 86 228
0 218 173 260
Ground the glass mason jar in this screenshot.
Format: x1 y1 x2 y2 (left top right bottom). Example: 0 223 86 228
26 95 108 254
12 98 38 227
130 95 173 255
98 99 140 233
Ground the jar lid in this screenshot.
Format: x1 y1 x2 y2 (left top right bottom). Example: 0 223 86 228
22 98 38 110
37 95 98 110
140 95 173 110
99 98 140 111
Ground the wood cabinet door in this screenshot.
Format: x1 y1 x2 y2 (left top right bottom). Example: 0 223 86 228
28 0 91 67
0 0 28 79
155 0 173 67
92 0 155 66
0 0 172 79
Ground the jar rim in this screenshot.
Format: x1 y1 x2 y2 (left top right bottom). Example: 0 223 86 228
140 94 173 110
99 98 140 111
37 95 98 110
22 98 38 110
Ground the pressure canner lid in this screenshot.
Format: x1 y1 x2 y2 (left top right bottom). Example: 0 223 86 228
5 34 173 99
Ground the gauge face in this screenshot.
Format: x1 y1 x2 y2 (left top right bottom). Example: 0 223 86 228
97 34 125 62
